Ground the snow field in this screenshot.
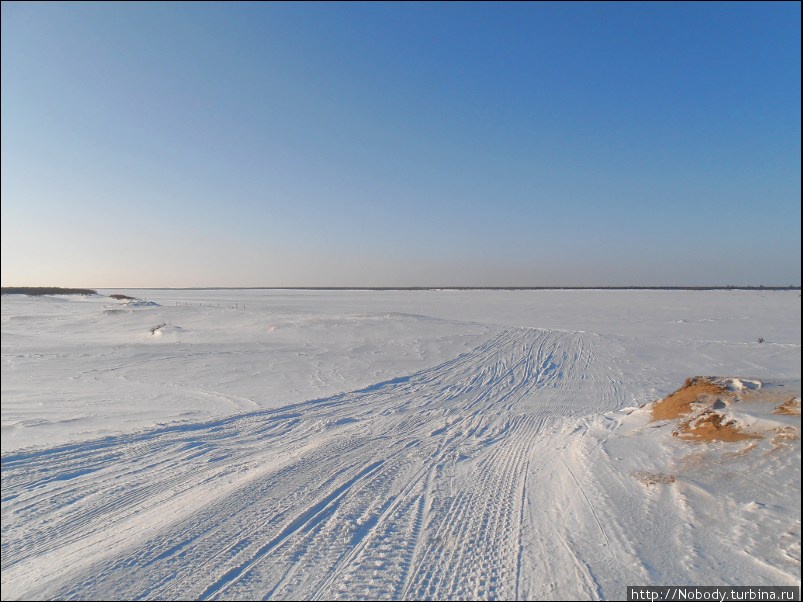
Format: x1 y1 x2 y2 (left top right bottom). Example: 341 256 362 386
1 290 799 600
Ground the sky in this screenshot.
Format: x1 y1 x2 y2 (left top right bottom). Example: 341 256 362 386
1 2 800 288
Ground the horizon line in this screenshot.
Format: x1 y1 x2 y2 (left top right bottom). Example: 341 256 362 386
4 285 801 293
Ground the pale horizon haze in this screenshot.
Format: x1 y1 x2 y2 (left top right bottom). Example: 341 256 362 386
2 2 800 288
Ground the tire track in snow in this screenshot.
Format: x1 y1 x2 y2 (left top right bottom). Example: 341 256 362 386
1 328 621 601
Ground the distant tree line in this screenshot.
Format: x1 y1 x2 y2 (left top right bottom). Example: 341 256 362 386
1 287 98 296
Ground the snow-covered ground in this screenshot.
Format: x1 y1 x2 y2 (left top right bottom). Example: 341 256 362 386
1 289 800 600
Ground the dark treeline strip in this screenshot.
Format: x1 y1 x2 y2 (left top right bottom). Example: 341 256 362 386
2 287 97 296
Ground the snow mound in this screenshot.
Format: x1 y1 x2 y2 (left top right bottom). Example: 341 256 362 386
124 299 160 308
103 298 160 313
715 377 762 391
148 323 184 342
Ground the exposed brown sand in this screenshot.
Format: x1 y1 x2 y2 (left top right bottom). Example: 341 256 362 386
652 378 801 444
674 409 761 443
773 398 801 416
651 377 729 421
650 376 781 443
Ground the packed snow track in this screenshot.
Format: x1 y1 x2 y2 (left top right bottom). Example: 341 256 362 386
1 328 622 600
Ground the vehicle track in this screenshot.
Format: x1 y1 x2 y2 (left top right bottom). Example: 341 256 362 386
1 327 621 600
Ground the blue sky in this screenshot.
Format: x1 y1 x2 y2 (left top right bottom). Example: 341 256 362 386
1 2 800 287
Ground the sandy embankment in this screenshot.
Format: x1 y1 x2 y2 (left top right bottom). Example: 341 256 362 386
650 376 800 443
